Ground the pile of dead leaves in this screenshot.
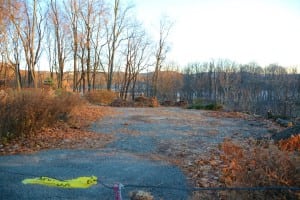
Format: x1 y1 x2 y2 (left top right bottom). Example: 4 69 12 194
0 104 115 155
68 104 115 127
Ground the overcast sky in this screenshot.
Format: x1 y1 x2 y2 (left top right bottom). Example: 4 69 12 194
127 0 300 68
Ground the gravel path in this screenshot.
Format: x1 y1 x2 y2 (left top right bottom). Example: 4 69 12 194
91 107 273 156
0 107 275 200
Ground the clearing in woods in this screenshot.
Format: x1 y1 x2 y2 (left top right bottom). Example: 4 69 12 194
0 107 279 199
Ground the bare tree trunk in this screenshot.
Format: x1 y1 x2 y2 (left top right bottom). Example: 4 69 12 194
10 0 44 88
105 0 130 91
131 75 138 100
152 17 172 97
70 0 79 91
80 54 86 94
107 0 118 91
86 25 91 91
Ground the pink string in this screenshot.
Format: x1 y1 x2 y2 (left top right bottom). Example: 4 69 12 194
113 183 124 200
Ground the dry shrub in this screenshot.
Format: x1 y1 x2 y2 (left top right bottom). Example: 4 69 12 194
149 97 159 107
0 89 83 141
219 139 300 199
134 96 159 107
111 98 134 107
278 135 300 151
111 96 160 107
85 90 117 105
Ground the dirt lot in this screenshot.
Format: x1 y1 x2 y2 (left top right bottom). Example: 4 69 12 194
90 107 282 199
92 107 278 155
1 106 285 199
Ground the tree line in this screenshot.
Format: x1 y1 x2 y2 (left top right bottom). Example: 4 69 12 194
1 0 299 118
144 60 299 118
0 0 172 96
182 61 299 118
104 60 300 118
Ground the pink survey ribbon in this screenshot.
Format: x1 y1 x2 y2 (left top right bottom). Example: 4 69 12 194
113 183 124 200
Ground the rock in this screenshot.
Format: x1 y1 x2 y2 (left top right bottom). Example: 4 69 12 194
63 139 71 143
199 178 210 187
129 190 154 200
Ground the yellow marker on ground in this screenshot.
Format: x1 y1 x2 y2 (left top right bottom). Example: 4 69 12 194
22 176 97 188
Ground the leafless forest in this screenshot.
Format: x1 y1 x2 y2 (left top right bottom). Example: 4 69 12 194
0 0 299 118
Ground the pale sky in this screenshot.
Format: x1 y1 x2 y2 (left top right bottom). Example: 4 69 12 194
128 0 300 68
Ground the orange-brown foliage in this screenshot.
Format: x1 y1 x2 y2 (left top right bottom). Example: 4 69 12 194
0 89 84 141
0 104 115 155
85 90 117 105
278 135 300 151
219 140 300 199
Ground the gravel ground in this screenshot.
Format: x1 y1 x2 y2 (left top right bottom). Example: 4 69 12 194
0 107 278 200
91 107 274 156
0 149 189 200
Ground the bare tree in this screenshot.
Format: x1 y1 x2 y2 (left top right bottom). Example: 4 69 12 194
49 0 69 89
78 32 86 93
64 0 80 91
130 31 151 100
151 17 172 96
0 0 9 47
91 4 106 90
103 0 131 90
119 21 150 100
45 18 56 80
79 0 94 92
0 1 23 89
5 25 23 90
10 0 44 88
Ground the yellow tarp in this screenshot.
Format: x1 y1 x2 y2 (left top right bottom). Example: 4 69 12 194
22 176 97 188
